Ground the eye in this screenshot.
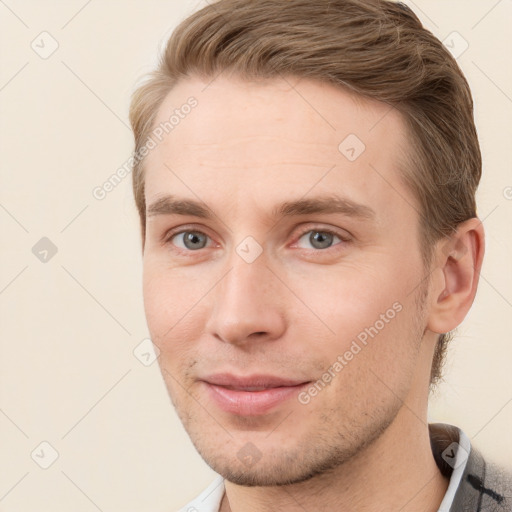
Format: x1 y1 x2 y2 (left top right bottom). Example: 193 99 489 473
296 228 348 250
163 225 350 254
168 230 212 251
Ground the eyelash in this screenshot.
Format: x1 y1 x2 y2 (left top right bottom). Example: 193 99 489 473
163 224 351 254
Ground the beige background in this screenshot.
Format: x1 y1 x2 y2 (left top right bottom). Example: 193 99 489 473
0 0 511 510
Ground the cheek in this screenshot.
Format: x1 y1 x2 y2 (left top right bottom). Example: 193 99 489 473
291 261 409 334
142 265 170 341
298 297 423 421
142 258 203 349
289 258 423 376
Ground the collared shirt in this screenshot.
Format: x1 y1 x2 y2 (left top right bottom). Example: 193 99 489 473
177 423 512 511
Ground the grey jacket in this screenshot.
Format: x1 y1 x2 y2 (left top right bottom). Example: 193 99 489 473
430 423 512 511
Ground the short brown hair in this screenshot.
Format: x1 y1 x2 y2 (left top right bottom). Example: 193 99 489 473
129 0 482 389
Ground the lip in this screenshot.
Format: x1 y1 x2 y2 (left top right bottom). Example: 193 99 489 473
200 373 311 416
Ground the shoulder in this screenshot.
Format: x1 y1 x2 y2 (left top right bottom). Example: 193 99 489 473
456 449 512 511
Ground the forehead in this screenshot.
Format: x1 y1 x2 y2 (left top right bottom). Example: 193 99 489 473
143 74 418 227
150 74 406 151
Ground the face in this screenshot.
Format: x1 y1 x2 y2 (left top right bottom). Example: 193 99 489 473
142 74 432 486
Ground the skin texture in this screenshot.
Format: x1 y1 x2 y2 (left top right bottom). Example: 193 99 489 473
141 74 485 511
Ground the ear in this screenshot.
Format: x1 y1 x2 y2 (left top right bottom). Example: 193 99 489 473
426 217 485 334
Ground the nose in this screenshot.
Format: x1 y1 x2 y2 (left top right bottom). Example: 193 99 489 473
204 254 287 347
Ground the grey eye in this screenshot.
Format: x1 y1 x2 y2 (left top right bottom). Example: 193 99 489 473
173 231 209 250
297 230 341 250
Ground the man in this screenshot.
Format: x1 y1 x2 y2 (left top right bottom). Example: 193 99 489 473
129 0 512 510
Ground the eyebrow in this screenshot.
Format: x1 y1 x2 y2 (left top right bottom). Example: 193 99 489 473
146 194 376 221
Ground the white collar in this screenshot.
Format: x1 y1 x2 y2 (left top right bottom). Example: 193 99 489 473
436 428 471 511
178 474 225 511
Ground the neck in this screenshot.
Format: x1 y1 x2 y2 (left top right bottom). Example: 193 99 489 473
220 403 449 512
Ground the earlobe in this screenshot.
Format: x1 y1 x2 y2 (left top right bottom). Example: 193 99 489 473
427 217 485 334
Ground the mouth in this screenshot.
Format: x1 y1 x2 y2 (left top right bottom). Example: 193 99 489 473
199 373 312 416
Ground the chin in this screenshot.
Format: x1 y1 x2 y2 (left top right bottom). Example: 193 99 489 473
198 441 363 487
185 421 386 488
